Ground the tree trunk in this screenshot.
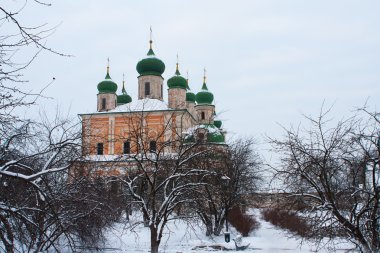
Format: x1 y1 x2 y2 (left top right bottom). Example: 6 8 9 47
1 238 14 253
213 216 225 236
205 220 213 236
151 243 159 253
0 216 14 253
143 212 150 227
150 225 160 253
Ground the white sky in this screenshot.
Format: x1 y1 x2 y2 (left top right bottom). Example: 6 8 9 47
5 0 380 157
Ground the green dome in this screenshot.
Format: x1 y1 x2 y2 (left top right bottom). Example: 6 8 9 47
136 48 165 76
214 120 222 129
185 124 225 144
186 91 196 103
97 71 118 93
117 81 132 104
205 124 225 143
167 65 187 89
185 77 196 102
196 82 214 104
207 131 225 143
117 94 132 104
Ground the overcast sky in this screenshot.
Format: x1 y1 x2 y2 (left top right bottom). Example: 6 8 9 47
5 0 380 156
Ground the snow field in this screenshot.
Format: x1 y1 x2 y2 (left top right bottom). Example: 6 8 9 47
97 209 356 252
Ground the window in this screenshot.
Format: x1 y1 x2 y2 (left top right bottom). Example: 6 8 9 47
149 141 157 153
145 82 150 96
123 141 130 154
197 133 205 142
97 143 104 155
161 84 163 98
102 98 106 110
201 112 205 120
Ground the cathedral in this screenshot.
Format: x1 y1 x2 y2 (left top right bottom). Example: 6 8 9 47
79 38 226 161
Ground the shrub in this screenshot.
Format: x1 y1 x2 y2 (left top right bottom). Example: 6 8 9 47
227 206 260 236
261 208 311 238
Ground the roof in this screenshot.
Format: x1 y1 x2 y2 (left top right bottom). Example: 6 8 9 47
185 124 226 144
113 98 169 112
83 153 180 162
79 98 195 120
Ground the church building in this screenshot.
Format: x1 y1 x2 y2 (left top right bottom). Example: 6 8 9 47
79 38 226 161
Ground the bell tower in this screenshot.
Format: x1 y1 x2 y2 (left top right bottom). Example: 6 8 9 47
136 30 165 100
97 60 117 112
195 69 215 124
167 57 187 109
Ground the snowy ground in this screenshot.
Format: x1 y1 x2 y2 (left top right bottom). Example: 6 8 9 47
81 209 356 252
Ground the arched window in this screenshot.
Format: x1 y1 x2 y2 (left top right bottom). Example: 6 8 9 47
97 143 104 155
102 98 106 110
123 141 130 154
201 112 205 120
197 133 205 142
149 141 157 153
145 82 150 96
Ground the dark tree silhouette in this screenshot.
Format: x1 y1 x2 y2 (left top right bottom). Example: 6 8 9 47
270 107 380 252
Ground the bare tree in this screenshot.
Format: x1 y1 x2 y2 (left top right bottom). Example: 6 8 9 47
0 0 68 125
191 138 262 236
0 112 81 252
79 107 212 253
121 146 211 253
0 2 109 252
270 107 380 252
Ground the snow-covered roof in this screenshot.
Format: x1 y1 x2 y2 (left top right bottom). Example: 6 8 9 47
84 155 124 162
83 98 178 115
83 153 180 162
185 124 219 134
114 98 170 112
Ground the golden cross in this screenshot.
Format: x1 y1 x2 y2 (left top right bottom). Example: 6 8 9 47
149 26 153 49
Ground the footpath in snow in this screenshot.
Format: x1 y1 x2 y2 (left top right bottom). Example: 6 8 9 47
95 209 355 253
